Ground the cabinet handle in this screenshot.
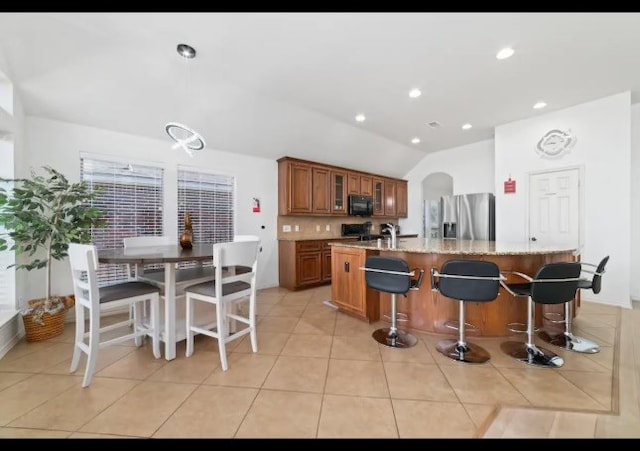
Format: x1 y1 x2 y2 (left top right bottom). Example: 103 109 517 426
344 262 350 273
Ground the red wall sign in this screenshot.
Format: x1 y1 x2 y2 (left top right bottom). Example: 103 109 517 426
504 178 516 194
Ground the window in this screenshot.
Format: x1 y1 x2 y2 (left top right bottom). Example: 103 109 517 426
0 140 15 311
177 168 234 257
81 157 164 286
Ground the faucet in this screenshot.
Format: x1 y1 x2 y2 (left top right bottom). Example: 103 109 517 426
383 223 397 249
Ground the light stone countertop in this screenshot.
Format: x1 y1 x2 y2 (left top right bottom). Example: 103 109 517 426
329 237 580 256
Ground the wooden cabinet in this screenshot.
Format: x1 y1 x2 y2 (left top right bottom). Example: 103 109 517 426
396 180 408 218
384 180 396 217
312 167 331 214
331 246 380 321
279 239 354 290
331 170 347 215
278 157 407 218
372 177 385 216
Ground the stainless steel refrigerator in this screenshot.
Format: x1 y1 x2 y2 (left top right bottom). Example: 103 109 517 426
440 193 495 240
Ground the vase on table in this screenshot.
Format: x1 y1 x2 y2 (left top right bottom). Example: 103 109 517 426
180 213 193 249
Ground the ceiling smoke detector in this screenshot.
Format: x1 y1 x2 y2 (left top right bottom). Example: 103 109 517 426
427 121 441 129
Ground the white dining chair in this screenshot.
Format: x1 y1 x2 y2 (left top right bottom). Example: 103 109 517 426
68 243 161 387
184 239 260 371
233 235 260 242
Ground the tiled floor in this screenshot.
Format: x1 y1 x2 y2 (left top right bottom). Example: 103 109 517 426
0 285 635 438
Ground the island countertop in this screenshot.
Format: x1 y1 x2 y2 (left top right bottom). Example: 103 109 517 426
329 237 579 256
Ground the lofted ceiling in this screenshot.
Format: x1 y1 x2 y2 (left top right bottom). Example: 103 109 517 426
1 12 640 178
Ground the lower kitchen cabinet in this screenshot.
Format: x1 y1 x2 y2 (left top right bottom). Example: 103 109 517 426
279 239 353 290
330 246 380 322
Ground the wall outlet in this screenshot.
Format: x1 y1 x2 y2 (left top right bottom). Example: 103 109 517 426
316 225 320 232
294 225 300 232
325 224 331 231
282 225 291 232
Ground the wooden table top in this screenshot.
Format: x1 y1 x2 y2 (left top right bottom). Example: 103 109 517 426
98 243 215 264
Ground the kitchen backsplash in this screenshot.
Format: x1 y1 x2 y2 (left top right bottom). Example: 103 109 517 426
277 216 394 240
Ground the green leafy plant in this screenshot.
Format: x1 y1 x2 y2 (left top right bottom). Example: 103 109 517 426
0 166 106 323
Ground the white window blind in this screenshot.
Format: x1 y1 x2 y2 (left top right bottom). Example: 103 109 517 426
177 168 234 258
81 158 164 286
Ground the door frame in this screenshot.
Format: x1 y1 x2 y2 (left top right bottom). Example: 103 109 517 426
526 164 585 250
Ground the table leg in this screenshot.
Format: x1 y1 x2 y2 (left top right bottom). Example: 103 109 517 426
164 263 176 361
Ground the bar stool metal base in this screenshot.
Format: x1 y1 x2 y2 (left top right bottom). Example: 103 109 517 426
501 341 565 368
372 328 418 348
436 339 490 364
538 331 600 354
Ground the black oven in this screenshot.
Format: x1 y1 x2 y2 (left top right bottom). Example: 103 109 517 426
348 195 373 217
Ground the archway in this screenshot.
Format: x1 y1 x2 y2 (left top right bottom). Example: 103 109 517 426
421 172 453 238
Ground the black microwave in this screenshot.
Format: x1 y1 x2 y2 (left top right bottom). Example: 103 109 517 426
348 195 373 216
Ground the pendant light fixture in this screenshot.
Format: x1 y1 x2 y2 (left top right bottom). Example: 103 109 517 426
165 43 206 157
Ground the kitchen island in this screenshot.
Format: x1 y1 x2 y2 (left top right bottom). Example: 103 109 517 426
329 237 579 337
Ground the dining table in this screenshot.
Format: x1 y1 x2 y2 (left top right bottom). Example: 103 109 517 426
98 243 221 360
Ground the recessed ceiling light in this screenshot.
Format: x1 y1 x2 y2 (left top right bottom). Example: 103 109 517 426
409 89 422 98
462 123 472 130
411 137 421 144
177 43 196 59
496 47 514 60
355 114 366 122
533 101 547 110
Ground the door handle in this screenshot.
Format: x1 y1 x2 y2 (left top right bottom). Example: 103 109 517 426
531 237 537 242
344 262 350 273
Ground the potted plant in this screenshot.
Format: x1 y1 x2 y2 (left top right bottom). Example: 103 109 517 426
0 166 106 341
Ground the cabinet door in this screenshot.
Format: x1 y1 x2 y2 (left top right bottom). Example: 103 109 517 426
331 248 365 315
347 172 361 195
312 167 331 214
396 180 408 218
384 180 396 217
372 177 385 216
331 170 347 215
289 162 312 213
297 252 322 285
322 250 332 281
360 175 373 196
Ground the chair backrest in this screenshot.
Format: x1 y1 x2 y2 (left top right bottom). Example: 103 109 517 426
233 235 260 242
68 243 100 308
364 256 412 295
437 260 501 302
123 235 173 248
212 240 261 297
531 262 581 305
590 255 610 294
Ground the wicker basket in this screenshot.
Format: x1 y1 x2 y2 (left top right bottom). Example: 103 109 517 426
23 308 67 342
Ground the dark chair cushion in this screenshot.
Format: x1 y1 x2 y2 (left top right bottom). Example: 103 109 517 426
364 256 412 294
99 281 160 304
185 280 251 298
577 279 592 290
504 282 532 297
438 260 501 303
530 262 581 305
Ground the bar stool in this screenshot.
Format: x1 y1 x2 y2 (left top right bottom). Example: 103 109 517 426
431 260 502 364
538 255 609 354
362 256 425 348
500 262 581 368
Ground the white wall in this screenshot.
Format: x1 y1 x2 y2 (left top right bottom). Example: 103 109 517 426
402 139 495 235
631 103 640 301
495 92 631 308
20 116 279 307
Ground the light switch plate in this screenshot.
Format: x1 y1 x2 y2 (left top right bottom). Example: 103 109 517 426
294 225 300 232
283 225 291 232
316 225 320 232
325 224 331 231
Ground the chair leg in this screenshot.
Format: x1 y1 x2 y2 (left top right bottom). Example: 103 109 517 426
372 293 418 348
501 296 564 368
249 293 258 353
150 297 161 359
82 307 100 388
70 303 85 373
538 300 600 354
217 301 229 371
185 295 194 358
133 302 143 347
436 300 491 363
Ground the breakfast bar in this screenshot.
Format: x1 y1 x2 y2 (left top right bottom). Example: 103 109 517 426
330 237 580 337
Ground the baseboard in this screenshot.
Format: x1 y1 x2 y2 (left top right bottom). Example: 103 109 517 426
0 311 24 360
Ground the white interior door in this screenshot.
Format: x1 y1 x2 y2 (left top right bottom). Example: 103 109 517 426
528 168 580 248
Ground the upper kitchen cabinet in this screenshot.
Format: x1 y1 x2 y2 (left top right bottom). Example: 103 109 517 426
396 180 408 218
278 157 408 218
372 177 385 217
279 159 312 214
331 170 347 215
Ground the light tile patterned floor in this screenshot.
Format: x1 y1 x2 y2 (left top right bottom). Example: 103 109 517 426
0 285 634 438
